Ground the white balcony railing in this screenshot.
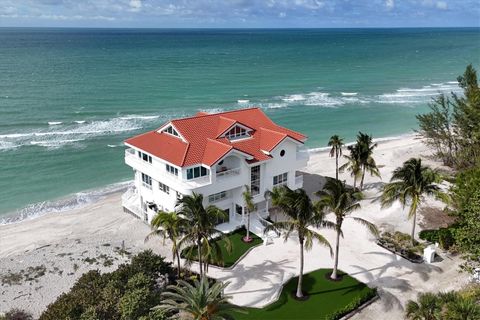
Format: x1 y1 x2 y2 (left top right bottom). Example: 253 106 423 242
216 167 241 179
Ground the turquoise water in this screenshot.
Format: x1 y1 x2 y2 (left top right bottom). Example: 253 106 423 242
0 28 479 221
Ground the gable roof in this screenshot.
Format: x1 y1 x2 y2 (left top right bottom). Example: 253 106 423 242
125 107 307 167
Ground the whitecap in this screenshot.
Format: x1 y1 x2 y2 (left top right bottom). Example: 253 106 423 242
237 99 250 104
119 115 160 120
48 121 62 125
74 120 86 124
341 92 358 96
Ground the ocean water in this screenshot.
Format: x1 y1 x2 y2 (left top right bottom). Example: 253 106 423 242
0 28 479 222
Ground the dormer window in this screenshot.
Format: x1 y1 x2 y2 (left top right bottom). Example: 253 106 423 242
225 125 249 140
163 126 179 137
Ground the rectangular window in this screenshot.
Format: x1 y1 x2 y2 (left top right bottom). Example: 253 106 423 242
208 191 227 203
166 164 178 176
141 173 152 189
250 165 260 196
225 126 248 140
138 151 152 164
273 172 288 186
159 182 170 194
186 166 209 180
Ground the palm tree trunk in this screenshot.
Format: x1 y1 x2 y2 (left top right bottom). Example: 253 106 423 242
246 210 250 240
175 249 181 278
360 166 366 190
296 238 304 298
331 227 341 280
411 211 417 247
335 152 339 180
197 239 203 278
353 175 357 189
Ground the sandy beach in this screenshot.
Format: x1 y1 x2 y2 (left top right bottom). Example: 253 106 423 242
0 135 468 319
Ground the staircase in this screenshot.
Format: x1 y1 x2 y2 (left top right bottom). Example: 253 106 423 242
248 210 279 243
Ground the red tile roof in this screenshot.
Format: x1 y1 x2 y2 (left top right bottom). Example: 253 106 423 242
125 107 306 167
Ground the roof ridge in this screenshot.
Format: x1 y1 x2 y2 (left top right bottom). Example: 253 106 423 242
171 107 261 122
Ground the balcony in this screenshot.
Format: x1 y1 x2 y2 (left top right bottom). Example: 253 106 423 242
216 167 241 179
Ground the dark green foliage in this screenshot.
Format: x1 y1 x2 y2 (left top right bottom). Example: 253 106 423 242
40 250 171 320
0 309 33 320
419 228 455 250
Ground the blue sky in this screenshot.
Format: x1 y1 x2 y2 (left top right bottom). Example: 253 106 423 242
0 0 479 28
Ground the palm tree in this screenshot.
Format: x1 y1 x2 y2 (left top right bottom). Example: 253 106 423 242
405 292 442 320
316 178 379 280
381 158 446 246
177 193 231 278
339 144 362 189
242 185 255 243
264 186 333 299
328 135 344 180
155 277 245 320
146 211 187 278
356 132 381 190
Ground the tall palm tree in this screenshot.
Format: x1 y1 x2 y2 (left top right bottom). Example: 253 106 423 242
146 211 187 278
380 158 446 246
264 186 333 299
356 132 381 190
405 292 442 320
316 178 379 280
155 277 245 320
177 193 231 278
242 185 255 243
339 144 362 189
328 135 344 180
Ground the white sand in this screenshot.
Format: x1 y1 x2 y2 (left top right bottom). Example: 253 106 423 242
0 135 467 319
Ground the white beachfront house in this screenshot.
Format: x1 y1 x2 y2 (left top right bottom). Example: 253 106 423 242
122 107 309 236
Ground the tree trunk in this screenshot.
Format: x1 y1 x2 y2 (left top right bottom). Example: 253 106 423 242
175 249 181 278
335 151 339 180
246 210 251 240
360 166 366 190
296 238 304 298
353 175 357 189
411 212 417 247
197 239 203 278
331 226 341 280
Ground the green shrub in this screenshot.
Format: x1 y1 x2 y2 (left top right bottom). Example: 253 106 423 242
0 309 33 320
40 250 173 320
326 288 377 320
419 227 455 249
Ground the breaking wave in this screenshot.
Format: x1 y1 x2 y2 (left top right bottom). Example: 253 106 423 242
0 181 133 225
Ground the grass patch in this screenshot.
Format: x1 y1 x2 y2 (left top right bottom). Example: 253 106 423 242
233 269 376 320
181 227 263 268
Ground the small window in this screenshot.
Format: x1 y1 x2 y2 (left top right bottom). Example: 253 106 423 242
159 182 170 194
280 150 285 157
273 172 288 186
138 152 152 164
166 164 178 176
164 126 179 137
225 125 248 140
186 166 209 180
141 173 152 189
208 191 227 203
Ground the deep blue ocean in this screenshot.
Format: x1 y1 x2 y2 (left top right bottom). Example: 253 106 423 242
0 28 479 221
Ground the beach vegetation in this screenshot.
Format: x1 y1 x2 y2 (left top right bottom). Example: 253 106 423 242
339 143 362 189
0 309 33 320
377 231 425 262
356 132 381 190
40 250 172 320
146 210 188 277
265 186 333 299
328 135 344 180
316 178 378 280
177 193 232 278
380 158 446 246
154 277 244 320
405 287 480 320
417 64 480 169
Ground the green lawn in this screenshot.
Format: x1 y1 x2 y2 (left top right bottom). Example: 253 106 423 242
233 269 376 320
181 227 263 268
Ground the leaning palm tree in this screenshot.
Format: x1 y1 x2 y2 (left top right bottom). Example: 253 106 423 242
381 158 446 246
356 132 381 190
146 211 187 278
405 292 442 320
264 186 333 299
339 144 362 189
328 135 344 180
177 193 231 278
316 178 379 280
155 277 245 320
242 185 255 243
